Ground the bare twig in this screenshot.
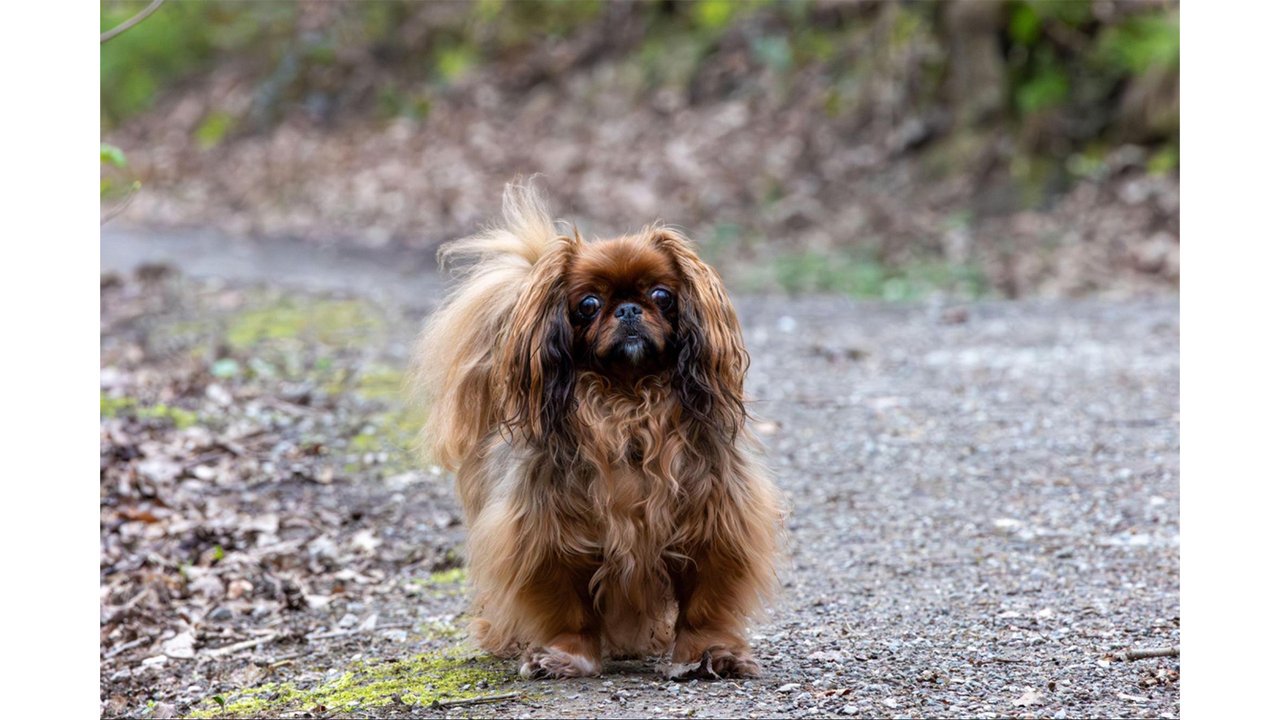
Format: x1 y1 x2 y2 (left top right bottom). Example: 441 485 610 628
101 0 166 44
100 181 141 226
202 632 281 659
430 692 521 709
102 586 153 626
1114 646 1180 662
104 636 150 659
971 656 1033 665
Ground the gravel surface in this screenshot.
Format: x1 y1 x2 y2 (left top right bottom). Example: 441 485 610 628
100 234 1179 719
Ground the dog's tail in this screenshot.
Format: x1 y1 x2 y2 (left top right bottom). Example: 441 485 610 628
411 182 567 471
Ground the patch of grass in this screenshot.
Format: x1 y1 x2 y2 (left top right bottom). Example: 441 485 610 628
762 251 989 300
186 650 514 718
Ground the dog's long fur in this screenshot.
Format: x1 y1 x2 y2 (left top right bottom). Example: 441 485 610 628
413 184 784 678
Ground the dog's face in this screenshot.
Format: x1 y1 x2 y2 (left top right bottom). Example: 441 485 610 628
497 227 750 443
566 237 681 373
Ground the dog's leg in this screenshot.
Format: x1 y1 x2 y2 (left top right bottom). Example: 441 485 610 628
516 563 604 679
665 554 763 680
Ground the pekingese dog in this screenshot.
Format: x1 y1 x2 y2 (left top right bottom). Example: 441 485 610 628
413 184 784 680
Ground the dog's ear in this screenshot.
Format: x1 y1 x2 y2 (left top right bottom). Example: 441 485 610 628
496 235 580 447
650 228 749 438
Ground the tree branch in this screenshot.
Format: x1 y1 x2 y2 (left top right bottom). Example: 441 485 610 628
101 0 166 44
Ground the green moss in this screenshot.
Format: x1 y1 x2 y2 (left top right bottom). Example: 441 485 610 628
427 567 467 586
101 393 199 429
100 393 136 418
187 650 514 718
408 567 469 599
342 365 425 473
224 299 384 352
353 365 405 401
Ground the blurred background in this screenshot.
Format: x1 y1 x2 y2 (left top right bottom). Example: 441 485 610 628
101 0 1178 299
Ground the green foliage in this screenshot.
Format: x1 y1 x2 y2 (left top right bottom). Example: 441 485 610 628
1008 3 1042 46
1147 143 1179 177
435 45 479 84
692 0 739 31
100 142 133 199
100 143 127 168
1096 14 1180 73
98 0 1178 201
1016 59 1070 114
101 1 214 124
1034 0 1093 28
100 1 296 127
193 111 234 150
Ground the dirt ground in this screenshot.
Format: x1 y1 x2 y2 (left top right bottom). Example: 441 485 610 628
100 232 1179 719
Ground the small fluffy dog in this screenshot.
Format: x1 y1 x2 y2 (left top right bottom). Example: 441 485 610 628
413 184 783 679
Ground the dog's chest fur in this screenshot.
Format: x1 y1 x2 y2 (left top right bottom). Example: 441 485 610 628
558 376 692 587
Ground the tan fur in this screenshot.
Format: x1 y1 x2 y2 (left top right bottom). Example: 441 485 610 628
412 183 785 678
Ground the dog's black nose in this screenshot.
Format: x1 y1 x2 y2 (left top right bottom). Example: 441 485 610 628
614 303 643 321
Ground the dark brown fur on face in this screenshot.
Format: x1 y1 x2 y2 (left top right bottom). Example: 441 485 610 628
567 238 681 374
412 185 784 680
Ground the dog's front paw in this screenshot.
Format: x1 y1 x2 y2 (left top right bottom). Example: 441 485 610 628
665 646 761 680
520 645 602 679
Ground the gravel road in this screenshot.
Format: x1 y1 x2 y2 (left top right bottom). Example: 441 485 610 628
101 230 1179 719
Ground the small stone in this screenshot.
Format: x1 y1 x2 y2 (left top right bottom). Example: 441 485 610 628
188 574 225 600
227 578 254 600
161 631 196 659
777 683 801 694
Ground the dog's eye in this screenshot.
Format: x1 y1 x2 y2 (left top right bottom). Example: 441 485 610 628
577 295 602 318
650 288 673 310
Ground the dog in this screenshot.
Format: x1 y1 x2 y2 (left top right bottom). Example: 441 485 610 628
412 184 784 679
